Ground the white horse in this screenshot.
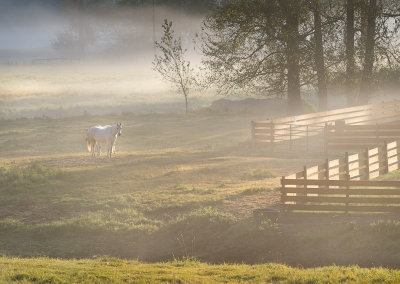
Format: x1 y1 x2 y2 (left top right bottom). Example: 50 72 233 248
86 123 122 158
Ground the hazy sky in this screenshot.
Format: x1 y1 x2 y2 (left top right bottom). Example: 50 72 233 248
0 1 204 62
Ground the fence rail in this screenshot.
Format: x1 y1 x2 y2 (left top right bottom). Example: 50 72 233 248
324 123 400 152
281 178 400 213
252 100 400 150
286 140 400 181
280 139 400 214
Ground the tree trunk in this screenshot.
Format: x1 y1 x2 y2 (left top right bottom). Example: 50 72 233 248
184 93 188 114
345 0 356 106
313 0 328 111
181 84 188 114
360 1 368 63
285 3 301 115
359 0 377 105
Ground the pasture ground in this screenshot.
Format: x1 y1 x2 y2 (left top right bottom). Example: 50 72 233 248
1 112 400 272
1 257 399 283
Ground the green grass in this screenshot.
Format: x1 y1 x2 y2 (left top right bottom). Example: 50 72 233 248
0 162 66 191
0 257 399 283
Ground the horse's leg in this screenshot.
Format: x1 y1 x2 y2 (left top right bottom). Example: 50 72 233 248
96 143 101 157
107 140 111 158
110 138 116 158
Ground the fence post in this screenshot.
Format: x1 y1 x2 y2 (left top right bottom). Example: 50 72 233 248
303 166 307 198
345 151 350 180
384 140 389 174
325 159 330 180
270 121 275 152
397 141 400 171
281 176 285 210
365 147 370 180
324 122 328 155
304 165 308 180
345 173 350 214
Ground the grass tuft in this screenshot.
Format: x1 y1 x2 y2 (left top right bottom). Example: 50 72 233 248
240 186 272 195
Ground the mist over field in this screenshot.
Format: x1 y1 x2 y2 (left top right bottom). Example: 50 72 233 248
0 1 210 119
2 1 400 282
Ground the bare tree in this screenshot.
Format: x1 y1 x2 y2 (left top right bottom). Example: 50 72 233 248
153 19 195 113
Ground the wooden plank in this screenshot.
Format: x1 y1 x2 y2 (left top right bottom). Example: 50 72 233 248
388 140 398 149
283 204 400 213
252 122 272 127
281 179 400 187
327 145 377 150
254 100 400 128
327 138 388 144
282 196 400 204
282 188 400 195
347 113 400 126
327 124 400 130
327 131 400 137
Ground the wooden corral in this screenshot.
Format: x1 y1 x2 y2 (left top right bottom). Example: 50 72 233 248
281 179 400 214
287 140 400 181
251 100 400 151
324 123 400 152
276 140 400 215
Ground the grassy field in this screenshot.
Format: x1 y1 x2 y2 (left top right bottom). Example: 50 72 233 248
1 257 400 283
1 110 400 282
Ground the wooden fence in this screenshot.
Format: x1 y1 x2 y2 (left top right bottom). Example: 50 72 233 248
252 100 400 150
286 140 400 181
324 123 400 152
281 179 400 213
280 140 400 214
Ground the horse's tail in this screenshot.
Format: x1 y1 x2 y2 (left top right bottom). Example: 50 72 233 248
87 140 92 152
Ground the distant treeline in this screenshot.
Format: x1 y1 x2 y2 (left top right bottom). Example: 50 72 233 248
2 0 217 13
119 0 217 12
59 0 217 13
